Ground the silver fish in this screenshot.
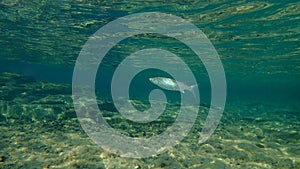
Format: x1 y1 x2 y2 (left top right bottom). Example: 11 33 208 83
149 77 197 96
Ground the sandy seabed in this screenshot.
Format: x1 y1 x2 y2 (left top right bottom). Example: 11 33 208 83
0 73 299 169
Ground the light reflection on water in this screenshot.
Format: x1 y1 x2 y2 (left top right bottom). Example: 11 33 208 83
0 0 299 105
0 1 299 168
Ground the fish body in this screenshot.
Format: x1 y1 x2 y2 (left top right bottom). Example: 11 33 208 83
149 77 197 95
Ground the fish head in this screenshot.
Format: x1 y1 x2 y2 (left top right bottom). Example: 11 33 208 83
149 77 164 85
149 77 156 83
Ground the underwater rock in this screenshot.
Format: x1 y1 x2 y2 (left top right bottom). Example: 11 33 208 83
223 145 249 161
276 158 293 169
194 159 228 169
0 155 5 162
98 101 117 112
0 73 74 122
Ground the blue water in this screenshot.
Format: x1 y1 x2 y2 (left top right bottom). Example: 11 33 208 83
1 1 299 107
0 0 300 168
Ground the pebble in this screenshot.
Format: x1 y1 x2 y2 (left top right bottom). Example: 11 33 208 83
0 155 5 162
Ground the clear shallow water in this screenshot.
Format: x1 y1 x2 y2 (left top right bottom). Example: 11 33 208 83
0 0 300 168
1 0 299 104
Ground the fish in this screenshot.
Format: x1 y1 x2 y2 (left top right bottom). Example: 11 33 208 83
149 77 198 97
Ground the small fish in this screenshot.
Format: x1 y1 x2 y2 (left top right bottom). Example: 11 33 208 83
149 77 198 97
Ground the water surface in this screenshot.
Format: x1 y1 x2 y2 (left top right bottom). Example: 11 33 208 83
0 0 299 168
